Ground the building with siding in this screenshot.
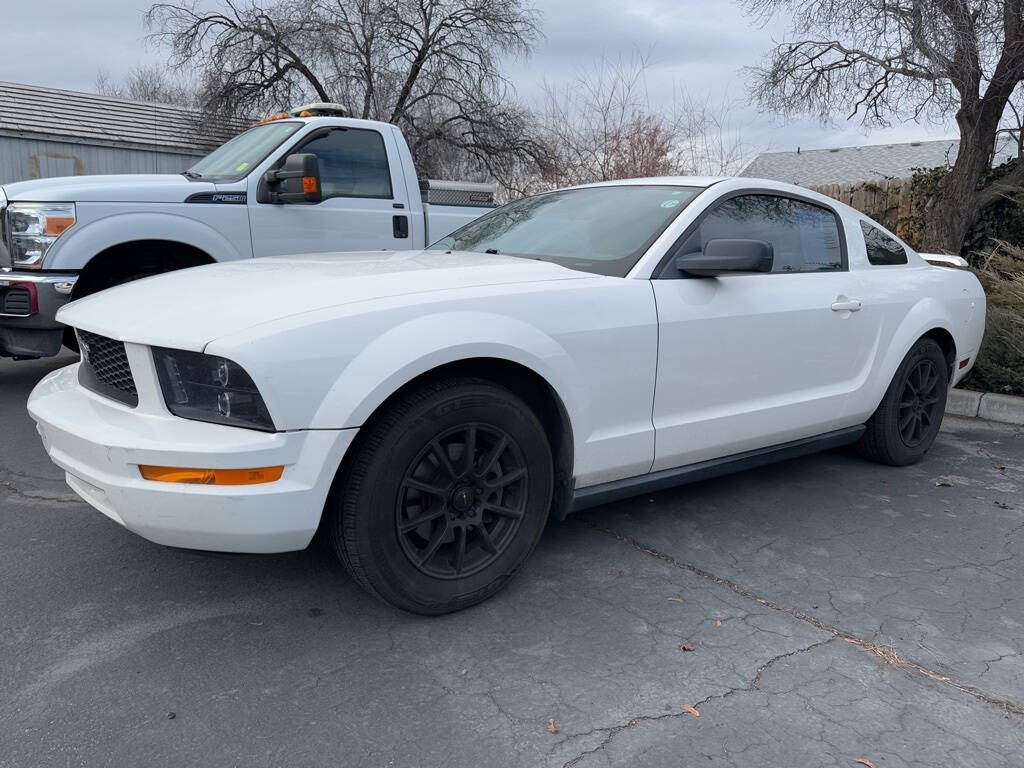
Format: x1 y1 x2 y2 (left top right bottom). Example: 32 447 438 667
0 81 243 184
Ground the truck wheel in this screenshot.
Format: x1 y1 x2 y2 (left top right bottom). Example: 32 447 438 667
329 376 553 614
857 338 949 466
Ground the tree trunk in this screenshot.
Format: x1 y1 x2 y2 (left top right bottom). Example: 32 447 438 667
921 140 991 253
920 106 1004 254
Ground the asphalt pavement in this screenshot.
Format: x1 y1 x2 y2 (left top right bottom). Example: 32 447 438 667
2 354 1023 767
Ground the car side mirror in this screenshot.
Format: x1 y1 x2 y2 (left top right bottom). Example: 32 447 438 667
675 239 774 277
262 153 322 204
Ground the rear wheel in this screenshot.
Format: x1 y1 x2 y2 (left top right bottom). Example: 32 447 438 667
329 377 554 614
858 338 949 466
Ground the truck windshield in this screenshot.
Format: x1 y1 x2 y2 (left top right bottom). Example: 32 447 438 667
184 121 302 182
428 185 703 277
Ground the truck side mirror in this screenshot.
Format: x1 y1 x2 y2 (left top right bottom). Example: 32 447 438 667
262 154 322 204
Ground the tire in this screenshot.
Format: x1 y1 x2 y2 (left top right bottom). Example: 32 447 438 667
329 376 554 614
857 338 949 466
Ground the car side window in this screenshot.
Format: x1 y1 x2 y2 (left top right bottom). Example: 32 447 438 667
294 128 393 200
676 194 844 273
861 221 908 265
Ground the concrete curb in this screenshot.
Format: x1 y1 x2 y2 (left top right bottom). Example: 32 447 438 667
946 389 1024 426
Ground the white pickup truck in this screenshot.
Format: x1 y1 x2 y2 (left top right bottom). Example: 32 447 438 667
0 103 494 359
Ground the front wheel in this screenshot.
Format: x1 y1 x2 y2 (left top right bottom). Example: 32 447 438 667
329 377 554 614
858 338 949 466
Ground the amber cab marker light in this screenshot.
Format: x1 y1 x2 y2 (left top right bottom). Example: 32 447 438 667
139 466 284 485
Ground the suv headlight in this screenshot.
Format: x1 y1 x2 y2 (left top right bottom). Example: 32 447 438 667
4 202 76 269
153 347 275 432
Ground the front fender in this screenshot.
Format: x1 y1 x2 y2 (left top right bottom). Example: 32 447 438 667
43 211 248 271
311 311 584 436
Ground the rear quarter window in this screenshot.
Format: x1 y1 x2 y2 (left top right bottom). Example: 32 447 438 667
861 221 908 266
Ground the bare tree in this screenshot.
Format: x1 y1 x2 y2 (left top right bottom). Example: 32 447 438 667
673 89 755 178
537 53 753 189
144 0 547 188
744 0 1024 253
95 63 201 106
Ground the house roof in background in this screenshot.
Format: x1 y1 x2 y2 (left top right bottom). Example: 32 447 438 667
0 81 246 154
740 138 1016 187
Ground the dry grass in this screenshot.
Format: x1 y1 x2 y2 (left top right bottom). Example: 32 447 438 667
964 242 1024 396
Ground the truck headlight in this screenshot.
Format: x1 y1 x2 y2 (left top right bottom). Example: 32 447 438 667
153 347 275 432
4 202 76 269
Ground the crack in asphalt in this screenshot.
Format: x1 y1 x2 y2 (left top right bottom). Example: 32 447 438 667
1 478 80 506
560 636 840 767
573 516 1024 720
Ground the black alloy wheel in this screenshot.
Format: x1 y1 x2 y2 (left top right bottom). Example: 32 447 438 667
397 423 529 579
858 337 949 466
897 358 942 448
329 376 553 614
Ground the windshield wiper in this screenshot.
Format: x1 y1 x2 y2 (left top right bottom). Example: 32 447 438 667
181 170 203 180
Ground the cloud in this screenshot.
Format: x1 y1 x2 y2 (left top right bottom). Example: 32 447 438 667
4 0 957 157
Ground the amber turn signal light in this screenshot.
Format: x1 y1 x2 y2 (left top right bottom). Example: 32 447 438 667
138 465 284 485
45 216 75 236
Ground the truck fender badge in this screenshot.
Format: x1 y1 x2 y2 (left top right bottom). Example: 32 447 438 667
184 192 248 204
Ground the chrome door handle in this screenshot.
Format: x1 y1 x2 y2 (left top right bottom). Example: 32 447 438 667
831 297 862 312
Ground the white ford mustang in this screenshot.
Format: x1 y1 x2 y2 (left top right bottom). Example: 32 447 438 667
28 177 986 613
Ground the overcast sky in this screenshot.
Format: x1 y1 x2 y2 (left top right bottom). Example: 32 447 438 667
2 0 956 158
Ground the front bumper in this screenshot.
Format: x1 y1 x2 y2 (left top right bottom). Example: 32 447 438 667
28 363 357 553
0 271 78 358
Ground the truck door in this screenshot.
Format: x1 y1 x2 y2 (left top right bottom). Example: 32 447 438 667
248 125 412 257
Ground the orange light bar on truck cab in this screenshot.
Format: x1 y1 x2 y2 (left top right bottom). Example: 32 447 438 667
138 465 284 485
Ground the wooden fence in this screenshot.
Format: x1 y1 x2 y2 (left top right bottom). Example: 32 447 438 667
811 178 920 245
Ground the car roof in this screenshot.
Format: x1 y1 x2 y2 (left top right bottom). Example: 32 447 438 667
570 176 729 190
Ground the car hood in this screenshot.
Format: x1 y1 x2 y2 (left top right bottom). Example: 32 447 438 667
2 174 220 203
58 250 589 351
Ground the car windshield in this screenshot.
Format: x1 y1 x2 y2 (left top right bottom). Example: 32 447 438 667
184 121 302 182
428 184 703 276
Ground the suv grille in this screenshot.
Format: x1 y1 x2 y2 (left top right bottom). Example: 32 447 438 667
77 330 138 407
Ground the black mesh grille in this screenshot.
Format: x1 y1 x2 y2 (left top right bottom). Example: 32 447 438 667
77 330 138 406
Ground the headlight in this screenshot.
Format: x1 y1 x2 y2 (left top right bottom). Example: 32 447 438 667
4 202 76 269
153 347 275 432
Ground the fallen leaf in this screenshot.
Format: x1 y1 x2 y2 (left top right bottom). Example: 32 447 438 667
935 479 953 487
667 596 684 604
854 758 876 768
547 719 558 734
715 619 722 628
680 705 700 717
680 643 695 652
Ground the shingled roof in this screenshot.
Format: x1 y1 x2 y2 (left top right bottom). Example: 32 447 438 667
740 138 1016 186
0 81 246 155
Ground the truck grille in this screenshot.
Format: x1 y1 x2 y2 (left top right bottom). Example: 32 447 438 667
77 330 138 407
